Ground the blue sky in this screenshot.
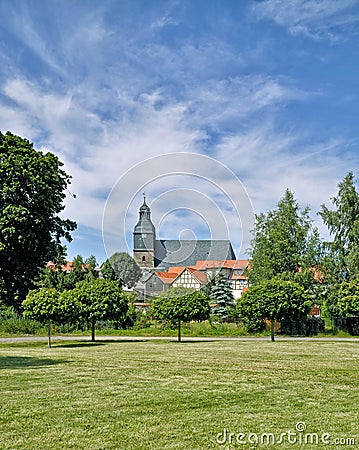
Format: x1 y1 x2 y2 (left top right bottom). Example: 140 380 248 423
1 0 358 263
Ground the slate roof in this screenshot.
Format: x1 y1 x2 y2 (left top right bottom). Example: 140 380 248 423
154 239 236 270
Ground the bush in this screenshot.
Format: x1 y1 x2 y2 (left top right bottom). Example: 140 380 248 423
0 304 44 334
0 305 17 321
132 311 153 330
0 317 44 335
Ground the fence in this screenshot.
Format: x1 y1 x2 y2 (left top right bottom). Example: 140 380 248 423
280 318 325 336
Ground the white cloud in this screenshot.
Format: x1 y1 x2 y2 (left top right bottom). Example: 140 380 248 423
190 75 304 129
213 122 358 244
251 0 359 41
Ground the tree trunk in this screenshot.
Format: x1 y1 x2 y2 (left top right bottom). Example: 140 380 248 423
177 320 181 342
48 322 52 348
271 319 275 342
91 318 96 342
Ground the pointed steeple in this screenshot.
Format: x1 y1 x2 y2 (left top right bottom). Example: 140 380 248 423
139 192 151 220
133 194 156 267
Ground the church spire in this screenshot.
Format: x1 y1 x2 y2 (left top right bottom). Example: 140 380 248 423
139 192 151 219
133 194 156 268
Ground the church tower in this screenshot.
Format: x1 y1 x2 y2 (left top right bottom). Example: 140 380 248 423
133 194 156 268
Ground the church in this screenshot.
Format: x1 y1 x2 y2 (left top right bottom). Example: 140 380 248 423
133 195 236 271
132 195 249 299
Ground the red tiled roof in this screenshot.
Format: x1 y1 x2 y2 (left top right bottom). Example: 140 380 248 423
230 274 248 280
166 266 208 285
155 271 178 284
167 266 194 274
155 260 250 286
46 261 90 272
187 267 208 284
193 259 249 270
155 272 177 279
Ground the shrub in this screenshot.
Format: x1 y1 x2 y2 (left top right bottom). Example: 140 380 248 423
0 317 44 335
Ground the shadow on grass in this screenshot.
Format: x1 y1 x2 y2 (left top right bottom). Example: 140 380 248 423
54 342 106 348
98 339 148 343
97 338 216 344
0 356 68 370
54 339 149 348
169 339 216 344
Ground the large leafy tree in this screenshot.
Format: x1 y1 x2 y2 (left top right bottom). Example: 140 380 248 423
319 172 359 281
152 287 210 342
248 189 323 286
68 278 128 341
318 172 359 322
0 132 76 309
102 252 141 288
237 278 311 341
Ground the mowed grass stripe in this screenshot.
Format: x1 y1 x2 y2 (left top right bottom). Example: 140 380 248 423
0 340 358 449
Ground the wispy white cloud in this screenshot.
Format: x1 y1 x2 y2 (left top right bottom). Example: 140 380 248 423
189 75 305 130
251 0 359 42
214 122 358 242
150 7 179 30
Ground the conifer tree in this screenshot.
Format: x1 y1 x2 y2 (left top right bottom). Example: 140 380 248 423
209 273 236 320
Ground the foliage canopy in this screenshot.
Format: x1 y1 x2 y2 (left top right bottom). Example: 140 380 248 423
318 172 359 321
248 189 322 286
237 278 311 340
0 132 76 309
37 254 98 292
68 278 128 341
102 252 141 288
319 172 359 282
152 288 210 341
337 278 359 317
22 288 78 347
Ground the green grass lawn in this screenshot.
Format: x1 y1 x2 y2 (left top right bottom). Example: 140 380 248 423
0 339 358 449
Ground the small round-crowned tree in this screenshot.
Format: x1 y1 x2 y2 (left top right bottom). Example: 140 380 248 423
69 278 128 341
237 278 311 341
152 288 210 342
22 288 78 347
